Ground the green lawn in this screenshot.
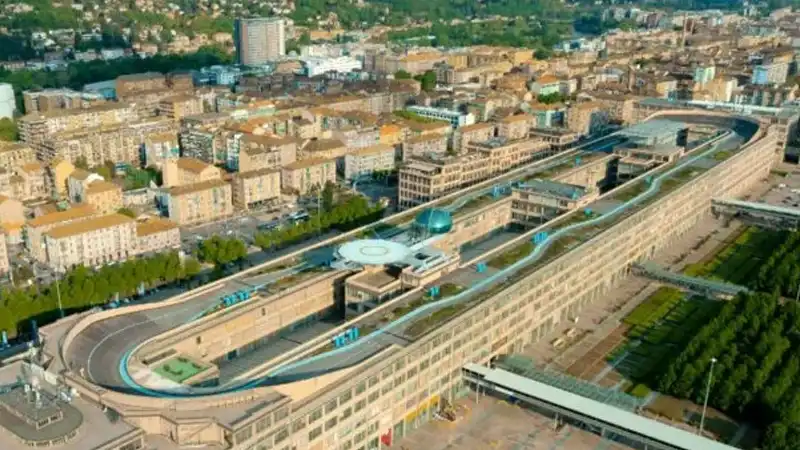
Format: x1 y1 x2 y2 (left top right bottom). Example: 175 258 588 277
154 356 209 384
623 287 684 328
488 241 534 268
683 227 785 285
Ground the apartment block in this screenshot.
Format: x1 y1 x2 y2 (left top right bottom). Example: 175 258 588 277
115 73 168 100
159 95 205 121
83 180 124 215
299 138 348 161
18 103 138 147
567 101 610 136
232 168 281 210
166 179 233 225
343 144 396 181
163 157 222 188
135 217 180 254
497 115 535 141
235 17 286 65
399 137 550 209
452 122 495 153
231 134 298 172
14 162 49 201
143 132 181 169
23 88 106 114
584 92 640 124
0 231 7 276
49 158 75 198
44 213 136 272
0 195 24 242
402 133 447 160
281 158 336 195
39 118 176 166
67 169 105 202
25 204 97 263
0 142 36 172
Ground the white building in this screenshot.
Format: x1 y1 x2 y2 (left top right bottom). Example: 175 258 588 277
0 84 16 120
343 144 396 181
302 56 363 77
406 106 475 129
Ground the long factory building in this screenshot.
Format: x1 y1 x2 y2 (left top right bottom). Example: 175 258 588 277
7 106 792 450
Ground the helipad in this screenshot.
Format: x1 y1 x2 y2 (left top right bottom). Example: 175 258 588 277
337 239 412 266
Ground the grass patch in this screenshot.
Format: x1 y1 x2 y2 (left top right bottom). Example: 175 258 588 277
623 287 684 327
628 383 652 398
713 150 733 161
154 356 209 383
488 241 534 268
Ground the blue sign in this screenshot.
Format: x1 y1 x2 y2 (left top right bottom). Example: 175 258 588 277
333 328 361 348
222 289 252 308
533 231 549 244
429 286 440 297
584 208 592 217
575 156 582 166
476 262 487 273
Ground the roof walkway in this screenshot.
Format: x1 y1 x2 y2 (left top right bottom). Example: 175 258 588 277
631 262 749 298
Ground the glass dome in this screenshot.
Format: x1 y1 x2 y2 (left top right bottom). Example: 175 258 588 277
415 208 453 234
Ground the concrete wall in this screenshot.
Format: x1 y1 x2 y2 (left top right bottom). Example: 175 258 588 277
434 199 513 254
138 271 345 364
553 154 616 189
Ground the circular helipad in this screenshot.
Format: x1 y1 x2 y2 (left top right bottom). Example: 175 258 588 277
338 239 412 266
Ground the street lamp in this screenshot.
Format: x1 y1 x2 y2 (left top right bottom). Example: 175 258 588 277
699 357 717 435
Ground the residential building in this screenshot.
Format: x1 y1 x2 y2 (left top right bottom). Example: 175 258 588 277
281 158 336 195
162 157 222 188
23 88 106 114
497 115 535 141
298 139 348 160
15 162 49 201
693 65 716 86
235 17 286 65
115 73 167 100
302 56 363 77
399 137 549 208
159 95 205 121
25 204 96 263
143 132 181 169
44 213 136 272
402 133 447 160
0 142 36 172
232 168 281 210
529 74 561 96
567 101 610 135
67 169 105 202
135 217 180 254
18 103 138 148
83 180 124 215
166 179 233 225
230 134 297 172
452 122 496 153
529 128 581 152
582 92 640 124
343 144 396 181
527 103 567 129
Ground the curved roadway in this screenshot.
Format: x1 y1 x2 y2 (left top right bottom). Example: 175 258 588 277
64 114 760 397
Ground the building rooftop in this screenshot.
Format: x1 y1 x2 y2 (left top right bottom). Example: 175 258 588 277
46 213 133 239
85 180 120 195
69 169 92 181
176 157 213 174
235 167 281 180
518 179 588 200
349 144 394 157
620 119 688 139
28 204 95 228
283 158 334 171
169 179 229 196
136 217 178 236
303 138 346 153
457 122 495 133
19 162 42 174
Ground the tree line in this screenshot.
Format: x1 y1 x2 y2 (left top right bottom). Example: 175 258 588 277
254 195 384 251
0 46 232 112
752 230 800 298
0 251 201 338
197 236 248 267
655 293 800 450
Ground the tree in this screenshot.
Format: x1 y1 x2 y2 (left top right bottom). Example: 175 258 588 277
0 118 18 141
322 181 335 213
394 70 412 80
419 70 437 92
74 156 89 170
